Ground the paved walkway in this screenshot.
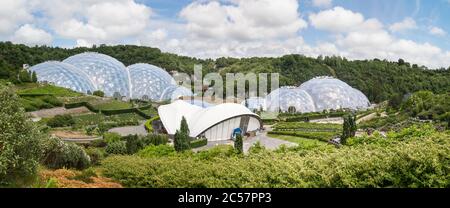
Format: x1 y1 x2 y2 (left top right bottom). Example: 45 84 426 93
193 127 297 153
243 131 297 153
108 124 148 136
28 107 91 118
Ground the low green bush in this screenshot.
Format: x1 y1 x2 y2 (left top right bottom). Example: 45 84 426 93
142 134 168 146
93 90 104 97
103 132 122 144
102 127 450 188
41 95 63 106
190 138 208 149
105 141 127 155
41 137 91 170
144 116 160 133
85 147 105 165
70 168 97 183
47 115 75 128
137 144 176 158
268 131 337 142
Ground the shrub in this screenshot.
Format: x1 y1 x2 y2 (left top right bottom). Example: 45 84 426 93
123 135 142 154
93 90 104 97
190 138 208 149
103 132 122 144
137 145 176 158
234 134 243 154
248 141 266 154
85 147 105 165
102 128 450 188
41 95 63 106
41 137 91 170
174 116 191 152
105 141 127 155
90 139 107 148
143 134 169 146
0 86 43 187
47 114 75 128
342 114 357 144
70 168 97 183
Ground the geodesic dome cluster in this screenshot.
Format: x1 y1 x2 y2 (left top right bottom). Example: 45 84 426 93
263 77 370 113
29 52 192 101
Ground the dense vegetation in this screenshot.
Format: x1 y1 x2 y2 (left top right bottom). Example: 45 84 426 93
101 125 450 188
1 42 449 103
0 85 43 186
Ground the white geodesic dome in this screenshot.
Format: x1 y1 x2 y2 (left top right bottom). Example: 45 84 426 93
29 61 95 93
266 77 370 113
63 52 130 97
128 63 176 100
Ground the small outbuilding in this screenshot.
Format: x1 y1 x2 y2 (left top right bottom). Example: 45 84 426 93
158 100 262 141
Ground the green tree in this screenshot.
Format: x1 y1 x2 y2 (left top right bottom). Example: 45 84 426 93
234 134 243 154
341 114 357 145
93 90 105 97
31 71 38 83
174 116 190 152
0 85 43 187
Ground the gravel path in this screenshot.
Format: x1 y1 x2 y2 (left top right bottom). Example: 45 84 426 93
243 131 297 153
28 107 91 118
193 126 297 153
108 124 148 136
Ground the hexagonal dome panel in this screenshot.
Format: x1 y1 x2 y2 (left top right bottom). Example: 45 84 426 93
63 52 130 97
266 87 316 113
128 63 175 101
299 77 370 111
29 61 95 94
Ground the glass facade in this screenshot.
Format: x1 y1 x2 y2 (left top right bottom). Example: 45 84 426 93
29 61 95 93
128 63 176 100
30 52 190 102
63 52 130 97
266 77 370 113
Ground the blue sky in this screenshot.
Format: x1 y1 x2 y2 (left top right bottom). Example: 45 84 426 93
1 0 449 68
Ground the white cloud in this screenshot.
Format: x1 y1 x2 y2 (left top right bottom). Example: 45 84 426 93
389 17 418 32
312 0 333 8
0 0 33 36
429 26 446 36
11 24 53 46
309 7 366 33
30 0 152 46
308 7 450 68
179 0 307 41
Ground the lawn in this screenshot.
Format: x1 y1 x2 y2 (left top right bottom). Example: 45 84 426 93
267 134 330 150
72 113 145 129
17 84 82 97
93 100 133 110
270 121 342 142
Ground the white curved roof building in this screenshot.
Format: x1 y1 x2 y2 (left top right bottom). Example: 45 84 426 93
29 52 193 101
158 100 262 141
266 77 370 113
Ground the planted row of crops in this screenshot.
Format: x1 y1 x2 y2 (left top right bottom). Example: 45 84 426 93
270 122 342 142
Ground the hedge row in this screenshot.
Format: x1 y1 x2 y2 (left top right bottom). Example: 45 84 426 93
144 116 160 133
65 102 153 118
190 138 208 148
101 129 450 188
284 112 346 122
268 131 337 142
17 93 54 97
